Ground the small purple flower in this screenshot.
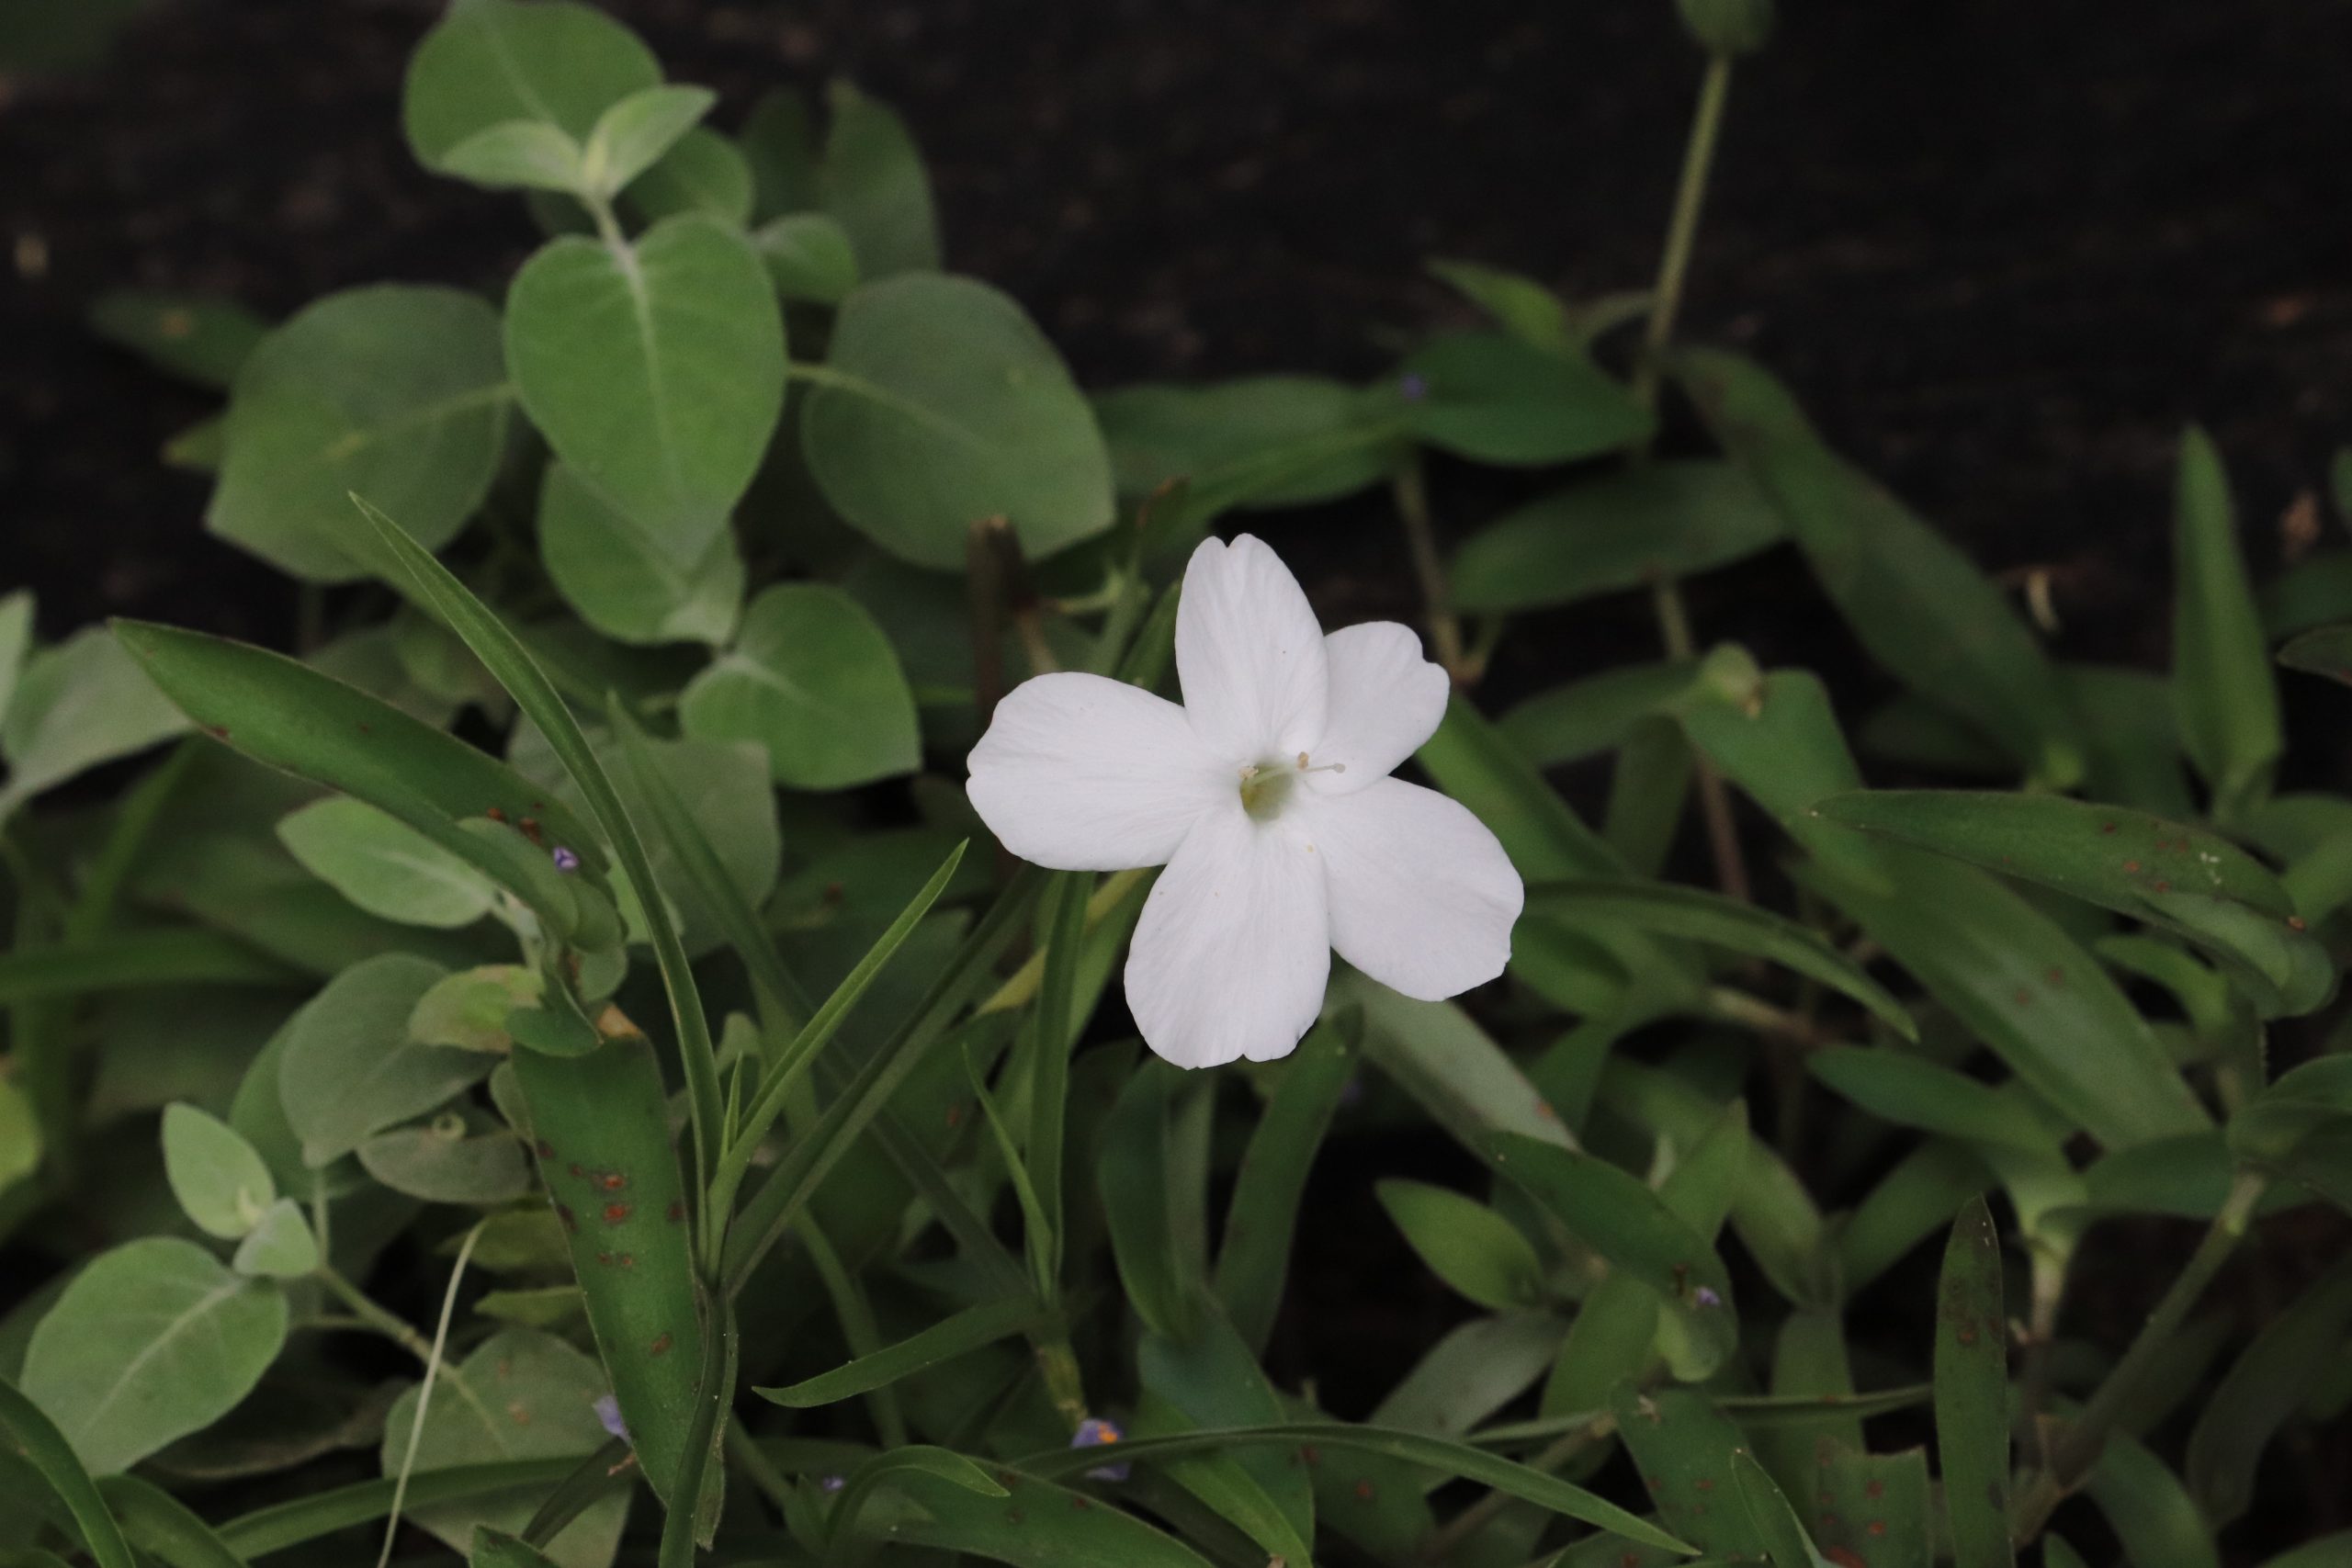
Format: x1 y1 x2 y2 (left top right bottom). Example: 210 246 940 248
594 1393 630 1444
819 1472 847 1494
1398 371 1430 402
1694 1285 1723 1309
551 845 582 874
1071 1416 1130 1482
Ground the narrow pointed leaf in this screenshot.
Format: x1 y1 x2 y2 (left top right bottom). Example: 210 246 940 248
1933 1197 2013 1568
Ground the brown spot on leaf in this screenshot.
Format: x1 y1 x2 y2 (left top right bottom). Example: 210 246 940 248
1826 1549 1868 1568
603 1202 631 1224
1695 1477 1716 1492
667 1200 686 1223
2123 859 2142 873
1863 1479 1884 1500
1070 1495 1091 1511
204 725 230 739
2154 879 2172 893
507 1402 531 1426
2012 987 2033 1007
1353 1480 1375 1501
486 807 508 823
2101 821 2118 834
2290 916 2310 931
1868 1520 1888 1537
535 1139 554 1159
649 1332 673 1356
520 817 545 845
595 1170 627 1191
1299 1444 1320 1466
2045 966 2065 986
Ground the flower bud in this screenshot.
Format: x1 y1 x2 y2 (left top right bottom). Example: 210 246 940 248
1676 0 1773 56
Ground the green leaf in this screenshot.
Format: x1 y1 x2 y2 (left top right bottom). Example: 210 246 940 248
1677 349 2081 786
583 84 715 198
1 626 187 817
89 290 267 390
473 1528 563 1568
1340 971 1577 1160
2185 1253 2352 1524
753 211 860 304
1933 1197 2013 1568
0 587 30 723
96 1473 250 1568
510 1034 707 1515
277 795 500 928
625 127 754 226
824 1446 1007 1551
214 1459 584 1557
1528 877 1916 1040
2173 426 2282 820
1815 788 2297 918
2279 623 2352 689
537 461 742 647
1607 1385 1765 1556
851 1463 1214 1567
1809 1049 2053 1151
209 285 508 581
0 1077 39 1195
802 274 1114 570
2081 1434 2220 1568
1427 257 1577 354
1731 1449 1821 1568
358 1119 532 1205
379 1328 627 1568
402 0 659 174
1094 377 1401 512
677 581 920 788
819 81 941 277
1136 1304 1315 1565
278 953 490 1166
1452 462 1783 613
742 87 820 219
755 1293 1038 1408
1097 1063 1200 1341
437 121 586 193
161 1103 276 1239
20 1237 288 1477
1487 1133 1738 1377
0 1377 137 1568
1397 332 1654 465
231 1197 320 1279
1799 845 2208 1150
354 496 724 1229
1374 1312 1566 1434
1212 1020 1355 1354
1500 662 1698 767
1019 1422 1694 1553
1376 1179 1547 1310
411 964 545 1053
505 215 786 568
1809 1444 1931 1568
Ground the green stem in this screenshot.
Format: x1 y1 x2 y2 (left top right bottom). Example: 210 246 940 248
1392 456 1468 683
313 1264 434 1365
1631 51 1735 414
2009 1168 2267 1540
1634 56 1750 906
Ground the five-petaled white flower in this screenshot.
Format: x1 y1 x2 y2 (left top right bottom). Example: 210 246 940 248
966 534 1524 1068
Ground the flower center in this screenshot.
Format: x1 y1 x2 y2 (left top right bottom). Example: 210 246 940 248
1238 750 1345 821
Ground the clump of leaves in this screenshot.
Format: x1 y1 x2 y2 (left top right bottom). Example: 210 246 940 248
5 3 2351 1567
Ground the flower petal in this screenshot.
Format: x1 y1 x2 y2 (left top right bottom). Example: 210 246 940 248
1308 621 1451 793
967 671 1226 871
1176 534 1329 764
1124 799 1329 1068
1295 778 1521 1000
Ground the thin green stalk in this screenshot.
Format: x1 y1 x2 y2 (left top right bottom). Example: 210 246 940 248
313 1264 434 1365
1393 456 1467 682
1634 52 1749 906
1419 1418 1608 1562
1631 51 1734 414
2010 1168 2267 1540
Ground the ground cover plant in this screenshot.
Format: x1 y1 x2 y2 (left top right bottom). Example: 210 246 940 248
3 1 2352 1565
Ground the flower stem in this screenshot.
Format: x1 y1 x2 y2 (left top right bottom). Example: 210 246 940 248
1393 456 1469 683
1631 51 1734 415
2009 1168 2267 1540
313 1262 435 1366
1632 51 1750 907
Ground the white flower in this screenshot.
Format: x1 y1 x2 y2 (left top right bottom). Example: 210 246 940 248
966 534 1524 1068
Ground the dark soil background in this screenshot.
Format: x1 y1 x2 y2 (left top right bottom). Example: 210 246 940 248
5 0 2352 1551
